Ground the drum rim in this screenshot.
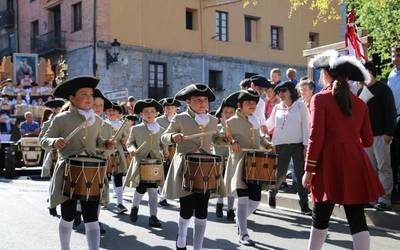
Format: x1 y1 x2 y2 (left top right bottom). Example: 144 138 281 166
140 159 162 164
245 151 278 158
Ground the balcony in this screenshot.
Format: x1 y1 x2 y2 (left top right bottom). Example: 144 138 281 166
31 31 66 55
0 33 16 58
0 9 15 28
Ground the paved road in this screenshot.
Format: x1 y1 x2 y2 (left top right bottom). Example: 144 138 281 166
0 177 399 250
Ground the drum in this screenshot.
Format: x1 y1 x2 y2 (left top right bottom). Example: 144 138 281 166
183 153 222 194
243 151 277 185
107 152 119 175
139 159 163 184
63 156 107 201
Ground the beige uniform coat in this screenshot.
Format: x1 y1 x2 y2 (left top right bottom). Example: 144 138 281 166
39 118 54 177
224 110 271 195
161 108 225 199
40 106 107 208
124 122 165 188
106 120 130 175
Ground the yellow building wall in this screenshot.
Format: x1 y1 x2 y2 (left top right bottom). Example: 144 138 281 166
109 0 342 65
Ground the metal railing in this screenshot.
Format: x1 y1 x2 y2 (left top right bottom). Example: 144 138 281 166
0 9 14 28
0 33 16 58
31 31 66 55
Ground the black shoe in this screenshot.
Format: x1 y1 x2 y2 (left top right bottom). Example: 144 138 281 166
374 202 391 211
73 212 82 228
99 222 106 235
116 204 128 214
49 207 58 217
300 204 312 216
238 234 256 246
158 199 169 207
176 234 187 250
226 209 235 221
130 207 138 222
216 203 223 218
149 215 162 228
269 196 276 208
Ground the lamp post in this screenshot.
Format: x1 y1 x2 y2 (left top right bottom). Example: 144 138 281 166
106 38 121 69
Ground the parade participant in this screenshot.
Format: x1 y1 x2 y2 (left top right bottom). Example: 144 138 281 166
40 76 115 250
156 97 181 206
214 93 237 221
124 114 139 127
249 75 271 136
240 78 252 90
266 81 312 215
302 50 384 250
224 89 272 246
125 99 164 228
161 84 223 250
105 102 130 214
39 99 65 217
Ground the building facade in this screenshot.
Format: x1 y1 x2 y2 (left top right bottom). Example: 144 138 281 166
0 0 16 58
16 0 343 107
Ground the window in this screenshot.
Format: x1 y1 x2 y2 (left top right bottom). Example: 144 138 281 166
7 0 13 10
186 9 193 30
244 16 259 42
308 32 319 48
245 72 258 79
271 26 283 50
149 62 167 99
209 70 223 91
72 2 82 32
215 11 228 41
30 20 39 50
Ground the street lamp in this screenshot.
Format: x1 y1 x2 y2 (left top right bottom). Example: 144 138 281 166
106 38 121 69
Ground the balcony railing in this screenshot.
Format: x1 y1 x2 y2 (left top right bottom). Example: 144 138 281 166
0 33 16 58
31 31 66 55
0 9 14 28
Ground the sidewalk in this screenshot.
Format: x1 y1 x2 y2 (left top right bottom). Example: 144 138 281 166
260 190 400 232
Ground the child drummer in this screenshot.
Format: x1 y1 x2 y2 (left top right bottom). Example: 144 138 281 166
224 89 272 247
105 102 130 214
161 84 224 250
40 76 115 250
214 93 238 221
156 97 181 207
124 99 165 228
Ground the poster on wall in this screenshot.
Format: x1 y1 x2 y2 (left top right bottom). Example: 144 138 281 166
13 53 39 85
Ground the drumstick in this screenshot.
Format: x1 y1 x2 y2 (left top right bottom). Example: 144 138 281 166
241 148 269 152
111 119 128 142
65 119 90 141
129 141 147 155
184 130 217 140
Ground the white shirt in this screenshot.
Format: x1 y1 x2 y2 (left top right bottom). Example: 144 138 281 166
255 97 267 136
388 68 400 115
266 100 310 146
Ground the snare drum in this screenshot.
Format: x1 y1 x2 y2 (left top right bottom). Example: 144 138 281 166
243 151 277 185
183 153 222 194
63 156 107 201
166 144 176 163
139 159 163 184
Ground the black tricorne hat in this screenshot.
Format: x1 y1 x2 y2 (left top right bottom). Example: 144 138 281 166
330 56 371 82
215 91 240 118
109 102 124 114
174 84 215 102
159 97 181 107
133 99 163 114
250 75 272 89
93 88 112 110
44 98 65 108
237 89 260 104
53 75 99 99
124 114 140 122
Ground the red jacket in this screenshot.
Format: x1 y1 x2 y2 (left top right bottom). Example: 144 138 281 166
305 85 383 204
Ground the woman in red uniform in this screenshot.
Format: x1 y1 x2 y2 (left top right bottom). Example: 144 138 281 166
302 50 384 250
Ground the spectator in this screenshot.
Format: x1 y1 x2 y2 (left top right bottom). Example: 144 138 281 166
270 68 281 85
360 61 397 211
286 68 298 86
19 111 40 136
266 81 311 214
388 44 400 194
126 96 136 114
1 79 15 98
240 78 252 90
297 78 316 111
0 94 13 114
0 110 12 134
14 83 27 101
14 94 28 106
